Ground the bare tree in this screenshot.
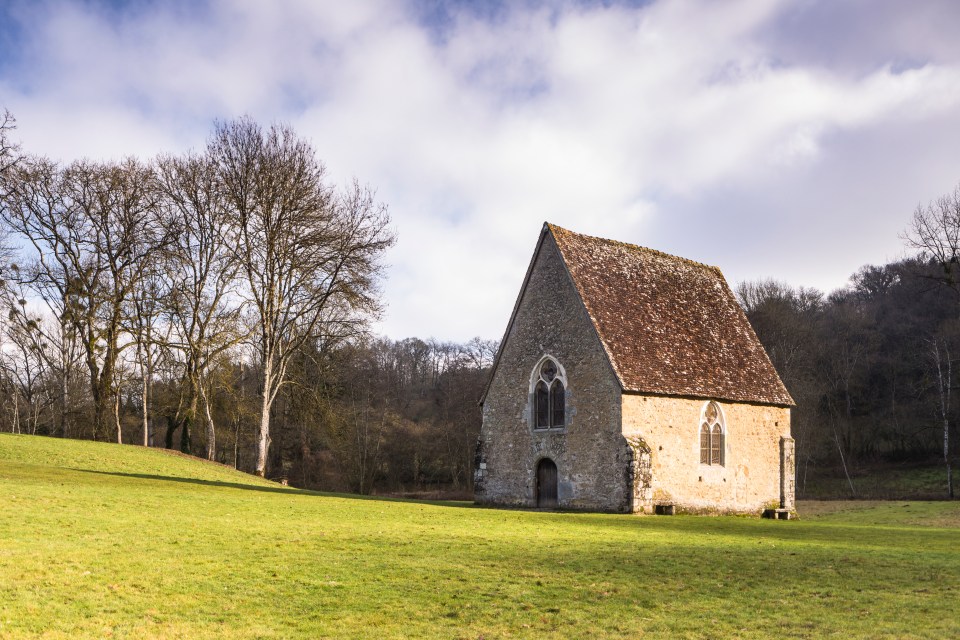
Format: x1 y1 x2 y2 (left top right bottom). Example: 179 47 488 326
464 337 499 372
156 152 245 459
929 336 955 499
0 269 86 438
0 110 21 274
903 184 960 498
0 157 167 441
0 109 20 175
0 303 52 435
903 183 960 292
209 118 395 477
129 270 167 447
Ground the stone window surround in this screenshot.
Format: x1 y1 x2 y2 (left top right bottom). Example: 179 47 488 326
528 354 568 432
699 400 727 467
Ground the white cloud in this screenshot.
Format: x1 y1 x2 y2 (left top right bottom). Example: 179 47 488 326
2 0 960 340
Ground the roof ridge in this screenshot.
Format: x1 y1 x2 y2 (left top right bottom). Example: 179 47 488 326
545 222 722 273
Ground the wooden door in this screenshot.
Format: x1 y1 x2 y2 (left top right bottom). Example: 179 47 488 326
536 458 558 508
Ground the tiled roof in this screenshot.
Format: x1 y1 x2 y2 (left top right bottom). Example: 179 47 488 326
549 224 794 407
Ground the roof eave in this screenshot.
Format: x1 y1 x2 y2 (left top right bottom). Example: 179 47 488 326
620 387 796 408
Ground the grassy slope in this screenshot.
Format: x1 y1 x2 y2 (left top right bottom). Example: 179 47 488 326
1 434 958 639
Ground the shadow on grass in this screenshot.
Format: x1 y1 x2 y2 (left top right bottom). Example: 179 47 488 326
57 468 960 549
69 468 479 508
551 506 960 551
72 466 952 540
71 468 308 495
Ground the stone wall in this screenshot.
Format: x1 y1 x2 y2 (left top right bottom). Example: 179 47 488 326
780 436 795 511
621 394 791 514
476 233 629 512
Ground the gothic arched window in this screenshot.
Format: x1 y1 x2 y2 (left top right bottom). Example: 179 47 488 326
700 401 725 466
700 424 710 464
533 358 566 429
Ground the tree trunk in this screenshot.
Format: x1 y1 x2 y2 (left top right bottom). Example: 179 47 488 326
180 398 194 455
256 392 271 477
141 367 149 447
87 342 111 441
199 382 217 461
91 383 104 441
255 361 273 477
233 416 241 469
832 418 856 498
933 339 955 499
60 361 69 438
30 398 40 435
59 326 69 439
164 415 177 449
138 337 152 448
177 366 201 455
114 388 122 444
12 389 19 434
946 420 954 499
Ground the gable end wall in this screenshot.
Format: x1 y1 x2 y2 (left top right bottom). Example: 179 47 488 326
476 234 628 512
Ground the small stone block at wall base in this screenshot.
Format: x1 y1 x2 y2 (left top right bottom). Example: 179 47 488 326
762 508 792 520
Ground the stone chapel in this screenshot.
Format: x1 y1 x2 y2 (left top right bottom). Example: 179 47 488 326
474 223 795 515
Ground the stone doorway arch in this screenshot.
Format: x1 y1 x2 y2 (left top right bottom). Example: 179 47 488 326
536 458 558 508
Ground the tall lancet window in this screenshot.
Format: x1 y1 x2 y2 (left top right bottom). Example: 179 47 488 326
700 401 725 466
533 358 566 429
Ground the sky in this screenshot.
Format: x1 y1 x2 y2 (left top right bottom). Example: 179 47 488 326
2 0 959 342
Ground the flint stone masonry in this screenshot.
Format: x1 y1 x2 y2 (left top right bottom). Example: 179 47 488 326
475 232 629 511
476 224 795 515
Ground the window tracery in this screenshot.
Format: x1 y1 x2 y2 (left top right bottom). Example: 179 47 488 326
700 401 724 466
532 358 565 429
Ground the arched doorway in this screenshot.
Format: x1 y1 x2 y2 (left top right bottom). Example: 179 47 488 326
536 458 558 508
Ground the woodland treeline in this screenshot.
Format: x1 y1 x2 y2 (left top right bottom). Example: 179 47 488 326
739 263 956 498
0 110 495 494
741 186 960 499
1 107 958 498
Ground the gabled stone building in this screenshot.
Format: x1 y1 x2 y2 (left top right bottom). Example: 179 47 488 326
475 223 795 515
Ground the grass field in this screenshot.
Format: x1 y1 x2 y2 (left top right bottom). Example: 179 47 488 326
798 462 954 500
1 433 959 639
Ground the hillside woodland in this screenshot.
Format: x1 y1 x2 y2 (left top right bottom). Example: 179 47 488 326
0 110 956 497
740 185 960 499
0 112 492 495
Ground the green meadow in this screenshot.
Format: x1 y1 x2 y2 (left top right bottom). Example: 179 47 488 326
1 433 958 639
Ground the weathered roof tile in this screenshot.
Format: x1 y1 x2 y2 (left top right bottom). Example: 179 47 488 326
549 223 794 407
